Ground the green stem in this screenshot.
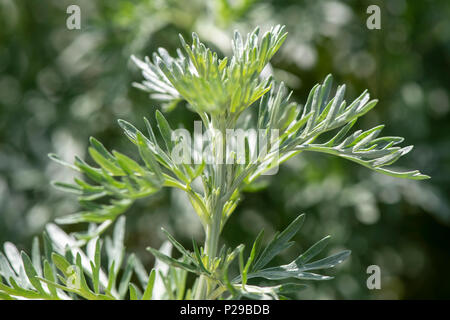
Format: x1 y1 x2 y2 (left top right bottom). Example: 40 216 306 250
194 118 227 300
194 217 221 299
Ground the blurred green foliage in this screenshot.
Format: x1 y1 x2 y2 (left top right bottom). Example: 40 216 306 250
0 0 449 299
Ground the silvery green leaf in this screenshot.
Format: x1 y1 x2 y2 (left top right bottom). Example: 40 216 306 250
161 228 195 266
155 110 174 152
146 247 198 274
21 252 47 296
142 269 156 300
252 214 305 271
247 250 350 281
0 252 17 286
119 254 135 299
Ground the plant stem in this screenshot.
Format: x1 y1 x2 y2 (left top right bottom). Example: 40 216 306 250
195 197 223 299
194 118 227 300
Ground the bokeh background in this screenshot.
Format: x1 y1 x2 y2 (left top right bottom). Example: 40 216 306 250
1 0 449 299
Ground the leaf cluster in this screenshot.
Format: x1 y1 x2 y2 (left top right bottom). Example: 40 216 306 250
148 214 350 300
0 218 157 300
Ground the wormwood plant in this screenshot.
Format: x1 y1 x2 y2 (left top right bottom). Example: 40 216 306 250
0 25 428 300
